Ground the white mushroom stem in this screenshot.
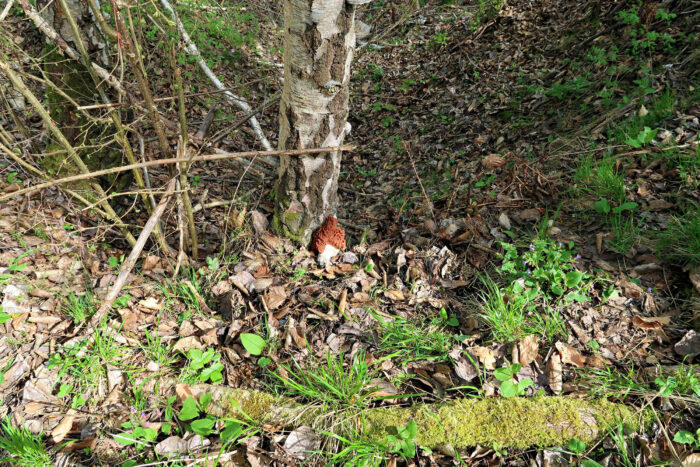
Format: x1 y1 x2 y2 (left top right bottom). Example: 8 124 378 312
317 244 340 266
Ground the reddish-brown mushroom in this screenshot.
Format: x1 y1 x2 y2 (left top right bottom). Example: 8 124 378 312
311 216 346 265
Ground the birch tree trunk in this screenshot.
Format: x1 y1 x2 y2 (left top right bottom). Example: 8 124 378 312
273 0 364 244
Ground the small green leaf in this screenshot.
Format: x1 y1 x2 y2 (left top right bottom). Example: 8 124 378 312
565 271 583 288
582 460 604 467
221 421 242 441
593 198 610 214
190 418 216 436
199 393 213 409
673 430 695 445
113 432 138 446
568 438 586 454
240 333 267 356
494 367 512 382
404 420 417 440
258 357 272 368
625 137 642 149
108 256 119 268
57 383 72 398
179 396 199 421
612 202 638 213
517 378 533 392
551 284 564 295
0 312 12 324
500 380 517 397
133 427 157 442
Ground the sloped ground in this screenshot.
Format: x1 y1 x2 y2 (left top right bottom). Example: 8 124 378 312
0 0 699 465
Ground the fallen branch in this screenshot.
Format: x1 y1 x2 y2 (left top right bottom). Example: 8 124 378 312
0 145 355 203
86 178 177 331
158 0 274 153
0 0 15 22
173 383 646 450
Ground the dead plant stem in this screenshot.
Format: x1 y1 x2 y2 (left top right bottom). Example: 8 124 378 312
0 146 355 203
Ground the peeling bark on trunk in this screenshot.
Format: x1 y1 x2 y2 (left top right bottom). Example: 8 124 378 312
274 0 358 244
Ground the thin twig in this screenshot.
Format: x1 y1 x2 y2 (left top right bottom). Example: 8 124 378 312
404 141 435 220
86 178 177 332
0 145 355 203
172 47 198 259
58 0 172 253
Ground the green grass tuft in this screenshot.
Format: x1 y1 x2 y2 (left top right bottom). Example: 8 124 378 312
0 417 52 467
657 202 700 267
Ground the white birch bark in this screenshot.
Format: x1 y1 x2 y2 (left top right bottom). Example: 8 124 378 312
274 0 362 244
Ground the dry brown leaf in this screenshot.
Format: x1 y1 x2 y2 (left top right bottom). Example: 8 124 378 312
338 289 347 316
546 353 563 394
632 315 671 330
647 199 674 211
682 453 700 467
555 341 585 367
60 438 96 453
620 280 644 298
517 335 539 366
284 426 319 460
264 286 287 310
454 357 478 382
383 289 405 301
366 240 392 255
138 297 162 311
482 154 506 170
172 336 204 353
142 255 160 272
470 346 496 370
51 414 75 443
250 211 269 234
368 379 399 398
585 353 609 368
175 384 195 402
102 385 121 406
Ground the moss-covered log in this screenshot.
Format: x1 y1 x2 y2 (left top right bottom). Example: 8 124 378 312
179 383 645 450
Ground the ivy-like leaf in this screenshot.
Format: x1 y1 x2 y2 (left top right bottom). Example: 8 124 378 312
565 271 583 288
190 418 216 436
179 396 199 421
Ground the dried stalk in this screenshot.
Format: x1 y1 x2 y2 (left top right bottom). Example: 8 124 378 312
158 0 274 154
114 9 172 160
0 145 354 203
16 0 126 96
58 0 173 253
0 85 31 145
173 177 186 278
16 0 180 133
84 0 117 40
86 178 177 331
0 58 137 246
173 49 198 259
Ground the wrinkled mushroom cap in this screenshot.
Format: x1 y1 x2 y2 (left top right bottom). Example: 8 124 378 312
311 216 346 254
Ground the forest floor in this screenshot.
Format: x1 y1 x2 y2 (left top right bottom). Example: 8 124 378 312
0 0 699 465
